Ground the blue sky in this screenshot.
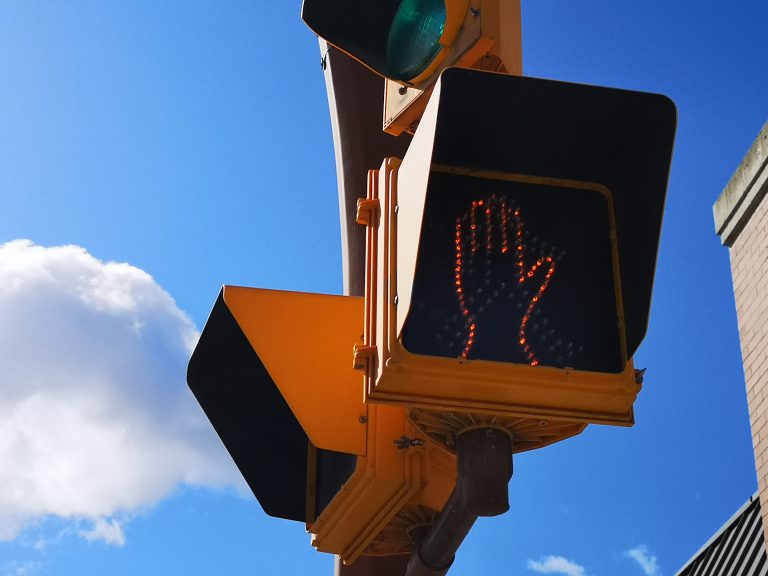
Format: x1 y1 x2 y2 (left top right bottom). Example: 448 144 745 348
0 2 766 575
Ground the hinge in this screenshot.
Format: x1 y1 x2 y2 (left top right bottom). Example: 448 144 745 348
353 344 377 372
356 198 380 227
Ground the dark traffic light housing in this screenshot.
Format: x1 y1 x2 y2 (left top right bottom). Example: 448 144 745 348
303 0 524 135
302 0 472 86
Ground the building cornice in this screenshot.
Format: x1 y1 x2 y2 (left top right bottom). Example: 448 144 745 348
714 122 768 247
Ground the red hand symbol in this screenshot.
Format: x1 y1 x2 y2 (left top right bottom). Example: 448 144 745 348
454 195 556 365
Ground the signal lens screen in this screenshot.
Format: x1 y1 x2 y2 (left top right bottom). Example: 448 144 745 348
401 170 623 373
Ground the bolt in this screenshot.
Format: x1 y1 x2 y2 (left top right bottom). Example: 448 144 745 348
394 435 409 449
394 435 424 449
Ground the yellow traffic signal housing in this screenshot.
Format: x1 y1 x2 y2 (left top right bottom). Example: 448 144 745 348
191 7 677 572
188 286 455 563
311 405 456 562
354 68 676 445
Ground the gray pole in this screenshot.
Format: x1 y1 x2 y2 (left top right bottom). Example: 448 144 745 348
405 428 513 576
318 41 515 576
318 38 412 576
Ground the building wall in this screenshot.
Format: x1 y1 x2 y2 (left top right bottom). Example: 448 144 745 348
714 121 768 539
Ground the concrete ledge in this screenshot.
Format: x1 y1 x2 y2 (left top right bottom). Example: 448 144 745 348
714 122 768 246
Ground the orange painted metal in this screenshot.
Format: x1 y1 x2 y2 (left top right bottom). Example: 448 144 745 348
310 403 455 563
355 150 640 436
223 286 367 456
222 286 455 563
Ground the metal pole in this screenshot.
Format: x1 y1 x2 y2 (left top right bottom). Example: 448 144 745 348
335 555 411 576
405 428 513 576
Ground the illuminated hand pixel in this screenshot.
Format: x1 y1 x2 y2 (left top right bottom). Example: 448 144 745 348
450 193 581 367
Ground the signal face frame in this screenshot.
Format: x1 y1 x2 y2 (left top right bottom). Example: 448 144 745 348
360 159 640 428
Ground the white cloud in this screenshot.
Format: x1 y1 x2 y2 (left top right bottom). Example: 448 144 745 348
2 560 40 576
0 240 243 543
527 555 586 576
79 518 126 546
625 545 660 576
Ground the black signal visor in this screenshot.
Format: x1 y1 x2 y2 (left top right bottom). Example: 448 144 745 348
400 69 676 365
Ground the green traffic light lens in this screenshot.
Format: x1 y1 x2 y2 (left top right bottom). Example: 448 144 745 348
385 0 446 81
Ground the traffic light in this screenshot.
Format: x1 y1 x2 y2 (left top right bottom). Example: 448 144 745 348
188 286 456 563
354 67 676 440
188 288 366 523
302 0 522 135
189 9 676 573
302 0 474 86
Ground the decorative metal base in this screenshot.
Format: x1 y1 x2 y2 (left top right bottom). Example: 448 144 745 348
407 408 586 453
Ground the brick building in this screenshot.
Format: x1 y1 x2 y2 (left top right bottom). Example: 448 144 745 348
714 121 768 537
674 122 768 574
